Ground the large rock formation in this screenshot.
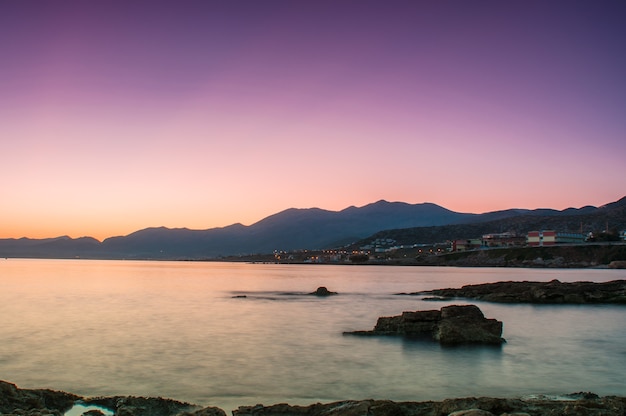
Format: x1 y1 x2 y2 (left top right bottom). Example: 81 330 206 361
413 279 626 304
345 304 505 345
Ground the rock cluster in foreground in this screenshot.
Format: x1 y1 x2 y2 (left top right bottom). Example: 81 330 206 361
2 380 626 416
344 304 504 345
233 394 626 416
412 279 626 304
0 380 223 416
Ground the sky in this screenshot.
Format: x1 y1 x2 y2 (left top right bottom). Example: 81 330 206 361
1 1 625 241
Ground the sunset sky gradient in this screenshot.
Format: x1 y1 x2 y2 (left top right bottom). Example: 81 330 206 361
1 1 625 240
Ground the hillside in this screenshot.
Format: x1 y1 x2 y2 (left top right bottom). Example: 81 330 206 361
400 244 626 268
0 200 478 259
350 196 626 249
1 196 624 260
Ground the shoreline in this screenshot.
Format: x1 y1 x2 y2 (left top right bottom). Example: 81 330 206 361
2 380 625 416
2 256 625 270
412 279 626 304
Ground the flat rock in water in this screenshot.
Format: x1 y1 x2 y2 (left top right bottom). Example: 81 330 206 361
345 304 505 345
415 279 626 304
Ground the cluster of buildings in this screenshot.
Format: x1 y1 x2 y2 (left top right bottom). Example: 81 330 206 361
360 237 448 254
272 229 626 263
526 230 587 246
362 230 620 255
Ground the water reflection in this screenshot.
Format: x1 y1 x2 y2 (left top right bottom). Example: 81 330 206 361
0 259 624 411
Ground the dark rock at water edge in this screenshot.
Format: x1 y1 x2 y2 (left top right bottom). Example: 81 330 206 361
0 380 79 416
345 304 505 345
415 279 626 304
2 380 626 416
608 260 626 269
0 380 224 416
83 396 222 416
309 286 337 296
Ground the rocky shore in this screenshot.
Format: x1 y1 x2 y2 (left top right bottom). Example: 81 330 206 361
2 380 626 416
410 279 626 304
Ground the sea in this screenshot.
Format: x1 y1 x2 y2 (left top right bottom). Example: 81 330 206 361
1 259 625 412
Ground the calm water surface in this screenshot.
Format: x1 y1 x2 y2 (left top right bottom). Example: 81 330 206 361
1 259 625 411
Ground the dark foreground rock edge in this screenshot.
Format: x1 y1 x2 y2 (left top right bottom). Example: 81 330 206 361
2 380 626 416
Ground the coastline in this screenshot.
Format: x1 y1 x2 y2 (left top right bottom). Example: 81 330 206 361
2 380 625 416
410 279 626 304
3 242 626 267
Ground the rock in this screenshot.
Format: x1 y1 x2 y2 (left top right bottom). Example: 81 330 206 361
415 280 626 304
83 410 106 416
309 286 337 296
609 260 626 269
3 381 626 416
232 396 626 416
422 296 452 301
448 410 494 416
178 407 227 416
435 305 504 345
84 396 198 416
0 380 79 415
233 400 403 416
344 305 505 345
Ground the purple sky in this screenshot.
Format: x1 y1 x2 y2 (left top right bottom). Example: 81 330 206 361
1 1 625 240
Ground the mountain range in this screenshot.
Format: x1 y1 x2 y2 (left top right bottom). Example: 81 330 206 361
1 196 625 260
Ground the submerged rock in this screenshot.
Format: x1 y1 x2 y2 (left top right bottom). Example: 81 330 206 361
309 287 337 296
345 304 505 345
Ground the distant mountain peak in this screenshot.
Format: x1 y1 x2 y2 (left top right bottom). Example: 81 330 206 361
2 196 624 260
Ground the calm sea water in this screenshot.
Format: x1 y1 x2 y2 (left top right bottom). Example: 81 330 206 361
1 259 625 411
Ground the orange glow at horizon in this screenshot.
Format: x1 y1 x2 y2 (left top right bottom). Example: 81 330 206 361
1 1 624 240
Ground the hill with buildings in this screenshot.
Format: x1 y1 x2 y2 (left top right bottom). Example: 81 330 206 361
350 196 626 251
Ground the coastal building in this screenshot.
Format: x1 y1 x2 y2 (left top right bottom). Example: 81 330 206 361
527 230 556 246
452 238 482 251
555 232 587 244
527 230 586 246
